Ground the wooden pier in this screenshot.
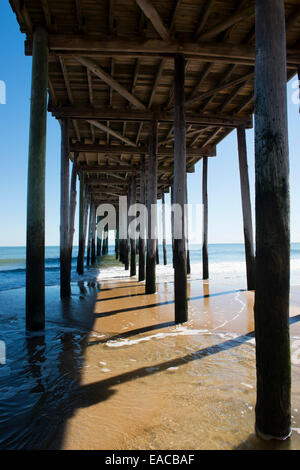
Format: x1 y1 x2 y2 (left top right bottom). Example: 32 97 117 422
10 0 300 441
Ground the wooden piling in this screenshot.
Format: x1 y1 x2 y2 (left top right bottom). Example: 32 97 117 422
173 53 188 323
156 239 160 264
202 157 209 280
139 155 146 281
162 193 167 265
254 0 291 440
77 175 85 275
129 178 137 276
69 152 78 274
185 181 191 275
60 118 71 298
26 26 48 331
171 184 175 269
91 203 96 264
86 201 92 266
124 195 130 270
237 127 255 291
146 121 158 294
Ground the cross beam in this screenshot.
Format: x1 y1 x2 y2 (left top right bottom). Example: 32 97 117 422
50 106 253 128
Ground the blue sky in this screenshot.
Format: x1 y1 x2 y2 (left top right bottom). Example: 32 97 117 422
1 2 300 246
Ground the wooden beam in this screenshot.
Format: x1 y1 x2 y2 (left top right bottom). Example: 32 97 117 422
75 0 84 31
86 120 137 147
70 143 216 156
41 0 52 30
146 120 158 294
185 72 254 110
202 157 208 279
236 128 255 291
195 0 215 38
254 0 291 441
60 119 71 298
135 0 170 41
75 56 146 110
50 106 253 128
174 53 188 323
198 5 254 41
139 155 146 281
26 26 48 331
25 34 300 69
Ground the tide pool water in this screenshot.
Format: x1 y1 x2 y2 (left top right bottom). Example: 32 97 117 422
1 243 300 292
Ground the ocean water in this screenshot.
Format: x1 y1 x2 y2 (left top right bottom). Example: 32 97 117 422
1 243 300 292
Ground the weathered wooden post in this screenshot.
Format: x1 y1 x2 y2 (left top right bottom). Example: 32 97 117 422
185 181 191 275
139 155 146 281
174 54 188 323
171 183 175 268
91 203 96 265
60 118 71 298
202 157 209 280
237 127 255 291
129 178 137 276
69 152 78 274
162 193 167 265
124 194 129 270
86 201 92 266
115 214 119 260
156 238 160 264
146 121 158 294
77 175 85 275
26 26 48 331
254 0 291 440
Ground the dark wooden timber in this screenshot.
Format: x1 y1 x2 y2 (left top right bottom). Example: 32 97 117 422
124 196 129 270
237 127 255 291
60 118 71 298
91 203 96 264
129 178 137 276
139 155 146 281
69 153 78 271
254 0 291 440
87 201 92 266
77 175 85 275
202 157 209 280
185 181 191 275
146 121 158 294
174 54 188 323
171 184 175 268
26 26 48 331
162 193 167 265
156 239 160 264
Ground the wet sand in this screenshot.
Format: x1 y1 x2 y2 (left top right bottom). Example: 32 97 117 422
0 259 300 449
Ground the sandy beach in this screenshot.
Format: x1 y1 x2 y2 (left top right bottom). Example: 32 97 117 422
1 256 300 450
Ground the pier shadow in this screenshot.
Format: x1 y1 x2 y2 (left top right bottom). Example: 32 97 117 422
1 278 299 450
94 289 245 319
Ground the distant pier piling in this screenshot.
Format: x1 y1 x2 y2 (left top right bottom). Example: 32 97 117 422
139 155 146 281
202 157 209 280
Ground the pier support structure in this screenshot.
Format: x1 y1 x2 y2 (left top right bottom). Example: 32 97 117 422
129 178 137 276
146 120 158 294
139 155 146 281
202 157 209 280
69 153 78 274
60 118 70 298
174 54 188 323
162 193 167 265
91 203 96 265
254 0 291 440
26 26 48 331
77 175 86 275
237 127 255 291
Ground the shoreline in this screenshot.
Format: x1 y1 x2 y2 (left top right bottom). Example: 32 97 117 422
0 261 300 449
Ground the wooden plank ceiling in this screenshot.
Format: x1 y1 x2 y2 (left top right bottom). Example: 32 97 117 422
9 0 300 203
